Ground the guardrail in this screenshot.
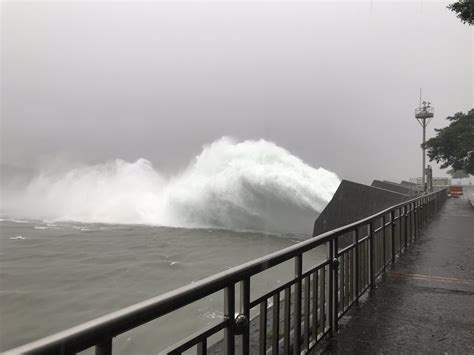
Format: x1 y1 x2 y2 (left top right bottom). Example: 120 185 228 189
5 189 448 355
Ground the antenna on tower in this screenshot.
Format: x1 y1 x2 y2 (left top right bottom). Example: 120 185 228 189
415 92 434 193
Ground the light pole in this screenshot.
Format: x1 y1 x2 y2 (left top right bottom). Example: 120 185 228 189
415 100 434 192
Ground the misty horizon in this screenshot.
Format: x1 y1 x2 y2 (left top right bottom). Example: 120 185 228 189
1 1 472 185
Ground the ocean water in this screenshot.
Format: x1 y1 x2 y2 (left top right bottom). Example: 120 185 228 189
0 138 339 353
0 219 329 353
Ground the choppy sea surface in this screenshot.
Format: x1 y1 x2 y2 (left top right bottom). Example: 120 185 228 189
1 139 337 353
0 218 326 353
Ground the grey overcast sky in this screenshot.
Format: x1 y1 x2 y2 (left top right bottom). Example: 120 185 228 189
1 0 472 184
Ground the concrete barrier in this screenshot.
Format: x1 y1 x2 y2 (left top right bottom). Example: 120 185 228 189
313 180 410 236
401 180 418 187
371 180 415 196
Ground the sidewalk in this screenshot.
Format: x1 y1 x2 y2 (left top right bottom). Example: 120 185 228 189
324 198 474 353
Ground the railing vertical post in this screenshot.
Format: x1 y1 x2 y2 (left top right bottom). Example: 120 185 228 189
333 237 339 332
415 201 419 235
423 198 426 226
328 241 335 337
398 208 402 253
354 229 359 302
426 197 428 222
427 198 429 218
423 198 425 224
224 285 235 355
427 197 431 218
391 210 396 262
197 339 207 355
369 221 375 287
414 201 418 238
311 272 318 342
259 300 267 355
420 199 424 227
284 288 291 354
240 278 250 355
382 214 386 271
421 199 424 228
319 266 326 335
294 255 303 354
303 276 310 350
420 199 423 228
272 293 280 355
96 339 112 355
424 198 427 224
404 206 408 250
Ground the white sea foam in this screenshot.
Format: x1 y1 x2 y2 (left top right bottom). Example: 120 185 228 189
3 138 340 234
10 236 26 240
10 219 29 223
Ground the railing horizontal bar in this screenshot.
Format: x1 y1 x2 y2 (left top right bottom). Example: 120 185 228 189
250 279 295 309
301 259 332 279
358 235 370 244
6 189 446 355
249 260 331 308
337 242 357 256
373 226 383 234
162 320 228 354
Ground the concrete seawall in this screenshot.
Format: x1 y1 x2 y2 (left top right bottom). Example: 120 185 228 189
313 180 410 236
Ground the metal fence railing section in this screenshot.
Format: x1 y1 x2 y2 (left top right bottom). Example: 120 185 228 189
6 189 448 355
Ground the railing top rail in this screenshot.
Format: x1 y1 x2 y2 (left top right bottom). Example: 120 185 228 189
5 188 447 354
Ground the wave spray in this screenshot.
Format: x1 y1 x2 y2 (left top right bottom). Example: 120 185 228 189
4 137 340 234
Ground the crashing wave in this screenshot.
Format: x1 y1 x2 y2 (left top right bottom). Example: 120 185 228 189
3 137 340 234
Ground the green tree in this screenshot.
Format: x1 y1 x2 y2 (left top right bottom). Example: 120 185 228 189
447 169 470 179
447 0 473 25
423 109 474 175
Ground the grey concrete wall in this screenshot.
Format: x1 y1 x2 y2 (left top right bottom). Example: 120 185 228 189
313 180 410 236
371 180 414 196
400 180 423 195
401 180 418 187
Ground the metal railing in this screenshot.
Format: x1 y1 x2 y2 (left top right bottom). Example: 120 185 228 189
5 189 447 355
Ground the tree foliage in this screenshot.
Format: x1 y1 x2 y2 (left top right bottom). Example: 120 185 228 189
424 109 474 175
447 169 470 179
447 0 473 25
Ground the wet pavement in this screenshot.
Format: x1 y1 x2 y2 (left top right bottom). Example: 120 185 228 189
323 198 474 354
